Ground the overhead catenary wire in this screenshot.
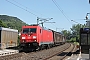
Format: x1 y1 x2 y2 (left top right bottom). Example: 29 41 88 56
5 0 38 17
11 0 46 17
52 0 72 25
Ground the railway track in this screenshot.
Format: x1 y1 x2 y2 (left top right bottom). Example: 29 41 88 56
47 43 76 60
0 43 76 60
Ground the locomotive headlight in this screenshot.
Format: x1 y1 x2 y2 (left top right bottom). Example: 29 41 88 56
34 40 37 41
23 40 25 42
33 36 36 39
22 37 25 39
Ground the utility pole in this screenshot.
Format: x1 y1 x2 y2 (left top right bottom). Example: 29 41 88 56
86 13 90 27
37 17 39 25
36 17 54 27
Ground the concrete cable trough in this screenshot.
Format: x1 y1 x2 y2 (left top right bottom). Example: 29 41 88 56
0 49 19 56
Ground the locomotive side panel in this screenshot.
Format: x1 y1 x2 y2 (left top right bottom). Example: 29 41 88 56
41 29 53 44
37 26 42 46
49 31 53 43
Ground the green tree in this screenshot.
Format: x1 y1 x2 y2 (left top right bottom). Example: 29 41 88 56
61 30 71 40
0 20 7 27
70 24 86 42
62 24 86 42
0 15 28 32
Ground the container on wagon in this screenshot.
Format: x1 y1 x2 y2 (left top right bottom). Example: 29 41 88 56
0 27 18 49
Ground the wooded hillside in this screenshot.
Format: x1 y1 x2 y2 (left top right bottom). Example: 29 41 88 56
0 15 28 32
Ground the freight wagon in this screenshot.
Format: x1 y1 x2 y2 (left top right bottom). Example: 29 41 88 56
0 27 18 49
52 30 65 45
20 24 65 51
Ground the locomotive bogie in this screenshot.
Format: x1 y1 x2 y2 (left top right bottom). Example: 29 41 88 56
20 42 39 48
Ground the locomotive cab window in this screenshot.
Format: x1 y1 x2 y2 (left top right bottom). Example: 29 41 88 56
23 28 36 33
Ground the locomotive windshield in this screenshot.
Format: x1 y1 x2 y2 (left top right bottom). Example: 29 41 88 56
23 28 36 33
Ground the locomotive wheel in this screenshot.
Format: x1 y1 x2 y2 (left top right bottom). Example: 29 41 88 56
36 46 41 51
46 44 50 49
39 45 45 50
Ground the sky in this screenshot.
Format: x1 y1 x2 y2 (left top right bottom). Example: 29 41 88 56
0 0 90 31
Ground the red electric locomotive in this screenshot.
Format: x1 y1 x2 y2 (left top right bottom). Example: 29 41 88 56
20 24 53 50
